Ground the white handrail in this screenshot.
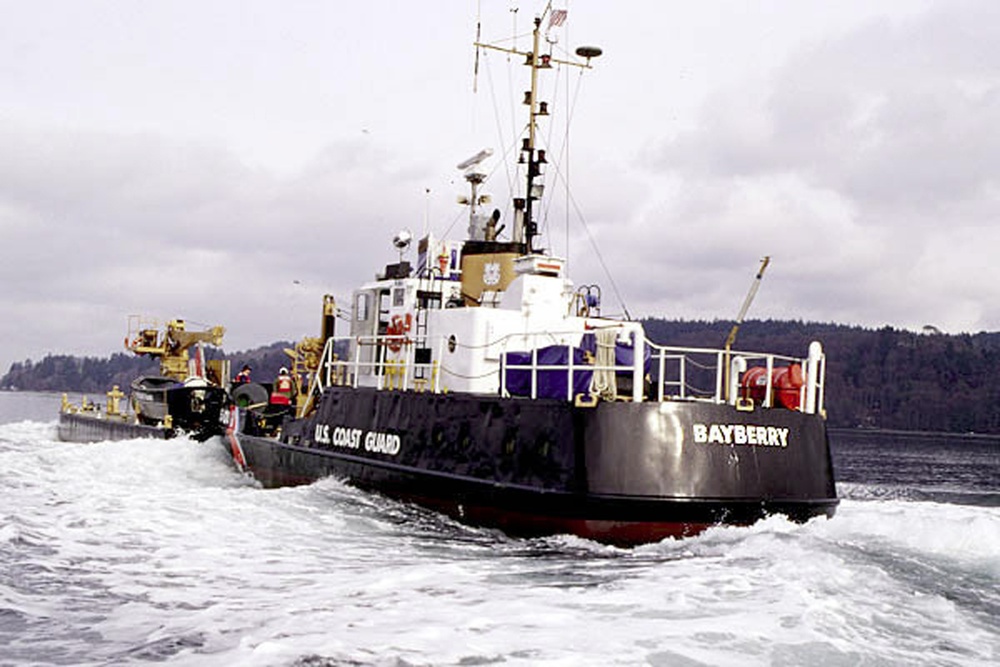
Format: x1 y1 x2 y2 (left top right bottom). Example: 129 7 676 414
306 332 826 413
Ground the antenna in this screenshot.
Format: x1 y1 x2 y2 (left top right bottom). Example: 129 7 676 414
575 46 603 63
475 14 601 254
423 188 430 237
456 150 494 241
456 148 493 171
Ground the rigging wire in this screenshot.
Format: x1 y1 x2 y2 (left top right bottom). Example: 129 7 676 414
507 4 520 186
564 0 571 266
473 0 482 93
547 158 633 321
482 51 517 212
466 1 630 319
439 203 471 239
538 55 564 250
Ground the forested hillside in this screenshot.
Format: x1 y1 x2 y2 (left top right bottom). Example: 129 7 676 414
1 342 293 395
4 321 1000 434
644 319 1000 433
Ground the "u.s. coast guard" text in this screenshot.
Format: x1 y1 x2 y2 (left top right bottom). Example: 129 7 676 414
313 424 401 456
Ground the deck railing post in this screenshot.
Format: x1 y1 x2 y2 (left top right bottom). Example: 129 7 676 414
632 331 644 402
567 344 574 402
531 348 538 399
678 354 685 399
402 342 411 391
729 355 746 406
500 347 507 397
764 355 774 407
805 341 823 414
715 351 724 402
657 350 665 401
352 338 362 389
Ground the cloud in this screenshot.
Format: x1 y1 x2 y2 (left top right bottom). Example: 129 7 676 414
0 122 442 372
633 1 1000 332
4 0 1000 379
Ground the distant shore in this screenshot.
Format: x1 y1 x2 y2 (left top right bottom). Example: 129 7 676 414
3 389 1000 444
828 427 1000 445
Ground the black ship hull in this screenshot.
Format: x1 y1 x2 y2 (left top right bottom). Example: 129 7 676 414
58 378 228 443
228 387 838 546
57 411 171 443
130 376 227 436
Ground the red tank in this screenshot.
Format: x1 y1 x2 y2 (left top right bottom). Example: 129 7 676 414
740 364 803 410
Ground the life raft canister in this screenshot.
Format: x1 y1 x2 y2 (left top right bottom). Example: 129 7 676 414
270 374 294 405
740 363 804 410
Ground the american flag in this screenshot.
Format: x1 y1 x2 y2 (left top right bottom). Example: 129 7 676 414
548 9 567 28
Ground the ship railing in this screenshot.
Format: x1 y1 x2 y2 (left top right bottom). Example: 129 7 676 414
492 334 825 413
311 332 826 415
493 324 651 402
644 340 826 414
312 333 446 395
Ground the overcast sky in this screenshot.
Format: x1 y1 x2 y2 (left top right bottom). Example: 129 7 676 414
2 0 998 375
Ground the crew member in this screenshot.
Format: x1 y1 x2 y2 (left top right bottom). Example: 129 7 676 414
233 364 252 384
270 367 295 412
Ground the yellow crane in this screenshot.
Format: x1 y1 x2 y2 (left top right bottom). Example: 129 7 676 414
723 257 770 403
126 317 226 382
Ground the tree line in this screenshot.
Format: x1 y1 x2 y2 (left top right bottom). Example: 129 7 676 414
0 342 293 396
643 319 1000 433
4 320 1000 434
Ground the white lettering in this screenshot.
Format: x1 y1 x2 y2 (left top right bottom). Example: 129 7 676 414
692 423 790 448
364 430 401 456
326 426 362 449
312 424 402 456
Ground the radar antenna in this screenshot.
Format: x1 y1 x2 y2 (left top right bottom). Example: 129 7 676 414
456 149 494 241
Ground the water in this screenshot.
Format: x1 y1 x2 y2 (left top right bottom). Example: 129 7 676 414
1 392 998 666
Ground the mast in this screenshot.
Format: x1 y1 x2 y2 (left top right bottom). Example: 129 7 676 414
522 16 543 253
474 7 601 255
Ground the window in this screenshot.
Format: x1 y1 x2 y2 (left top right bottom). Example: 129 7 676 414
355 293 369 321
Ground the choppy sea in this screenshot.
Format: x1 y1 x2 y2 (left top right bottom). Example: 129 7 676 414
1 391 997 666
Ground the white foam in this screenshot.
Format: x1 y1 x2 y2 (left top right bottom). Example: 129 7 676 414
816 498 1000 572
2 424 998 665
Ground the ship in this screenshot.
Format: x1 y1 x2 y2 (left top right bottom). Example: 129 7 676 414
223 8 838 546
58 317 230 443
